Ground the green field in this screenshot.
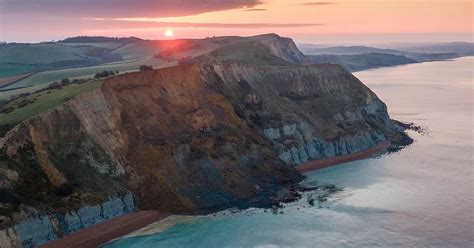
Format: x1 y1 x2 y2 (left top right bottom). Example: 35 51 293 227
0 80 103 126
0 43 91 64
0 64 37 77
1 56 165 90
196 41 291 66
0 57 172 102
113 41 157 60
59 42 123 49
0 35 267 102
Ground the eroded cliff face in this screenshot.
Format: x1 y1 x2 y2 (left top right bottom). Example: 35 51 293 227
0 64 303 247
207 63 410 165
0 63 409 247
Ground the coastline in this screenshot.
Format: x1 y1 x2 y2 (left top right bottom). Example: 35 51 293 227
27 56 470 248
40 211 170 248
296 141 389 173
40 142 390 247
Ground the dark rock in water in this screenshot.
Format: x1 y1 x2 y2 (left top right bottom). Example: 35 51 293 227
307 194 316 207
392 120 430 136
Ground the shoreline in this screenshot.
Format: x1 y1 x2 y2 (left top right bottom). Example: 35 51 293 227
40 211 170 248
296 141 389 173
40 142 389 247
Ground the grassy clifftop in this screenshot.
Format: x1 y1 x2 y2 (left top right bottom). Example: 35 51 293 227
0 80 103 136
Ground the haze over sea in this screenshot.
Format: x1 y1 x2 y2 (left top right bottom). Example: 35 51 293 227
106 57 474 248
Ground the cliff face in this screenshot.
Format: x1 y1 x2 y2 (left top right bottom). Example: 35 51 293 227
0 64 303 247
0 62 409 247
207 63 409 165
249 34 306 64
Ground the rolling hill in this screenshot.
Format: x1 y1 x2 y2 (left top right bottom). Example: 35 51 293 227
1 35 473 104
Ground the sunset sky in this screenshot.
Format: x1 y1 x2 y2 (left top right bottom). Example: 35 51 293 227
1 0 472 43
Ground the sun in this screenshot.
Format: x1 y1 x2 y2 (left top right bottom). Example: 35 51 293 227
164 29 174 38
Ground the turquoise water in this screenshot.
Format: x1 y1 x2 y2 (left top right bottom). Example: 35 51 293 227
107 57 474 247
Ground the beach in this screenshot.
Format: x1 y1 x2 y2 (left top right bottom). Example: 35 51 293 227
296 141 389 173
40 211 170 248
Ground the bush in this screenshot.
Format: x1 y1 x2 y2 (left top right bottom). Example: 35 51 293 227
60 78 70 85
139 65 153 71
94 71 110 79
48 82 62 90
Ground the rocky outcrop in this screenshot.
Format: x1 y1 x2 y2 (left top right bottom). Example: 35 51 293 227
0 193 134 247
0 62 409 247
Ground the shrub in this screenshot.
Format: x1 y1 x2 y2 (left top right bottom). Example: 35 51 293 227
60 78 70 85
94 71 110 79
139 65 153 71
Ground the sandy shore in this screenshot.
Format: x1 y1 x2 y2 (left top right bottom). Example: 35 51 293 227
40 211 169 248
40 142 388 247
296 141 389 173
117 215 197 239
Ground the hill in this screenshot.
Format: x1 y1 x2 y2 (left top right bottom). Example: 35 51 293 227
0 34 303 101
2 34 472 105
377 42 474 54
300 45 404 56
60 36 143 44
307 53 417 72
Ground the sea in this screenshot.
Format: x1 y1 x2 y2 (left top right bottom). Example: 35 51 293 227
106 56 474 247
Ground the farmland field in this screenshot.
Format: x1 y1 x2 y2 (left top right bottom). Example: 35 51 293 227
0 79 103 126
0 64 36 77
0 43 91 64
2 57 168 90
0 73 32 88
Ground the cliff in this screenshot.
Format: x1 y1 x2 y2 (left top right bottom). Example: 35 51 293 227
207 63 410 164
0 64 303 247
306 53 417 72
0 36 411 247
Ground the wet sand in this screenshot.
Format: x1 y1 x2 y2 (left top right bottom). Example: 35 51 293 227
296 141 389 173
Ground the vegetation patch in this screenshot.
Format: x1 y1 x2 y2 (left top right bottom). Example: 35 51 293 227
0 79 103 136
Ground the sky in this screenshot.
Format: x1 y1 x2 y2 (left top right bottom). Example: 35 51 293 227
0 0 472 44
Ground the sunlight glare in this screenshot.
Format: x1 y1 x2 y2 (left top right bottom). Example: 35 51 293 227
164 29 174 38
